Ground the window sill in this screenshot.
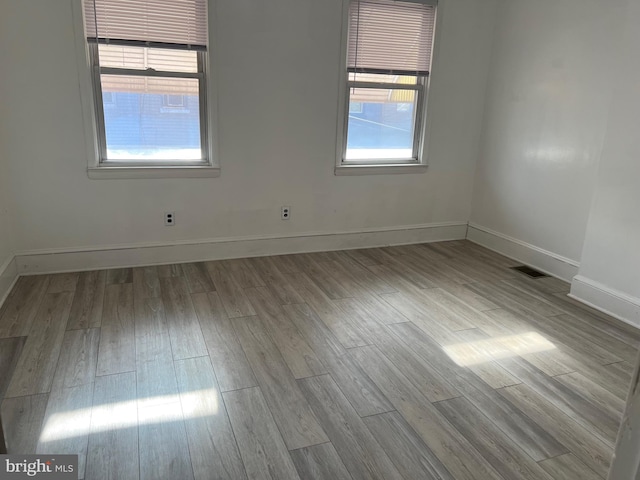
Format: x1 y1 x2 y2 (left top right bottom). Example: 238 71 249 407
87 165 220 179
335 163 428 176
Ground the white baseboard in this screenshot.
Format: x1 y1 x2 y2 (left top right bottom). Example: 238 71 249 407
0 255 19 309
15 222 468 275
570 275 640 329
466 223 580 282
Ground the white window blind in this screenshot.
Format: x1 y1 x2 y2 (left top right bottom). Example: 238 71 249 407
348 0 436 76
84 0 208 50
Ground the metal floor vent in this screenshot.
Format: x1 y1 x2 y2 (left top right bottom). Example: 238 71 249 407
511 265 549 278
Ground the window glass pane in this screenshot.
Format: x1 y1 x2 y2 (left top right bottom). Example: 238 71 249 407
348 72 418 84
100 74 201 161
346 87 417 160
98 45 198 73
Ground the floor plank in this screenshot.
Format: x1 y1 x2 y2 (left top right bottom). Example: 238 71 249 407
67 270 106 330
368 263 434 294
96 284 136 376
6 292 73 397
270 255 303 274
223 387 300 480
133 266 161 300
289 443 352 480
389 321 568 462
554 371 626 420
182 262 216 294
549 293 640 346
191 292 257 392
106 268 133 285
286 272 371 348
550 313 638 364
174 356 247 480
160 276 208 360
47 272 80 293
1 394 48 454
380 291 459 345
133 296 169 339
538 453 601 480
85 372 139 480
157 264 183 278
298 374 404 480
295 255 354 300
344 248 384 267
244 286 326 379
52 328 100 390
467 283 625 365
498 357 620 446
350 345 504 480
220 259 265 288
330 252 397 295
37 383 94 478
138 400 194 480
353 292 408 325
0 336 26 398
232 315 328 450
435 396 553 480
246 256 305 305
499 383 613 477
206 262 256 318
439 328 521 389
363 411 454 480
135 329 178 405
479 308 632 398
0 275 50 338
283 302 394 416
336 297 461 402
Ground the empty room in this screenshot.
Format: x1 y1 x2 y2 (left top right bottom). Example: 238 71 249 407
1 0 639 479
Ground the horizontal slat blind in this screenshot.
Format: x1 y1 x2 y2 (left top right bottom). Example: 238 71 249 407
101 74 199 95
348 0 436 76
84 0 207 49
98 45 198 73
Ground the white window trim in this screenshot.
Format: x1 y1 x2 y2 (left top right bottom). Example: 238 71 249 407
71 0 221 179
334 0 442 176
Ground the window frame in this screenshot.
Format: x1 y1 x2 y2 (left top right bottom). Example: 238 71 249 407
335 0 440 176
72 0 220 179
89 43 210 168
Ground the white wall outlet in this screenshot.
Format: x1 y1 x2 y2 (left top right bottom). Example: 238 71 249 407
281 206 291 220
164 212 175 226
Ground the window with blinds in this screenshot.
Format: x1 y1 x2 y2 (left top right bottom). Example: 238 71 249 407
342 0 437 166
82 0 211 165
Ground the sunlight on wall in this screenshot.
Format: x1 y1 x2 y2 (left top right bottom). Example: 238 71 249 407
39 388 218 443
443 332 556 367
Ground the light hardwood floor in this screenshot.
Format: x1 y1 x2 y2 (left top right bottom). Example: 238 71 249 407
0 240 638 479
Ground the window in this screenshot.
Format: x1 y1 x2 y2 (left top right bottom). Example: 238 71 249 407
338 0 437 170
82 0 213 170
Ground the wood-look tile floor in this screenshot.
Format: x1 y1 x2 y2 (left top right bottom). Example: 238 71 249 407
1 240 638 479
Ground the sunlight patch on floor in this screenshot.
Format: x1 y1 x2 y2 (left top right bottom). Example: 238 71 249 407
39 388 218 443
443 332 556 367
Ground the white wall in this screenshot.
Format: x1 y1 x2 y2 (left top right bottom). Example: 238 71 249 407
571 0 640 326
0 151 18 300
0 159 15 268
0 161 17 276
469 0 624 273
0 0 496 265
0 35 18 298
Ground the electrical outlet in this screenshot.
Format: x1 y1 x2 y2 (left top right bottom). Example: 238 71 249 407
281 206 291 220
164 212 175 226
